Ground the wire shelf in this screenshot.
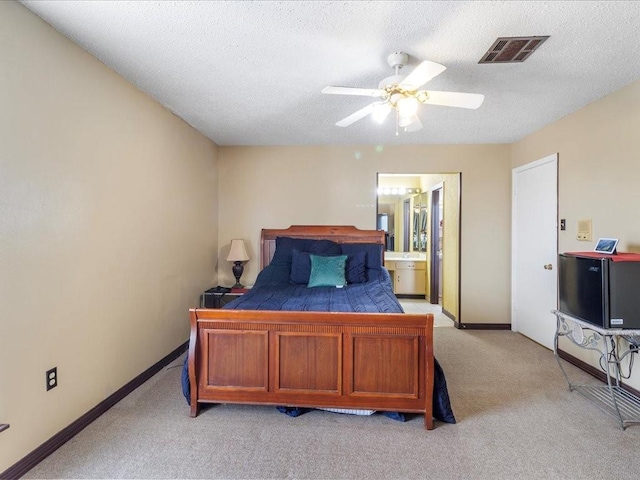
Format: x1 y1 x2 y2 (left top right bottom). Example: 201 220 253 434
554 311 640 430
573 385 640 427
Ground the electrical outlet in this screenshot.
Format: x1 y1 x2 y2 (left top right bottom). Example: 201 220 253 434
46 367 57 391
623 335 640 350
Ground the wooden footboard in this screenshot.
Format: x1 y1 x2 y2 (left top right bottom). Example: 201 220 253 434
188 308 435 429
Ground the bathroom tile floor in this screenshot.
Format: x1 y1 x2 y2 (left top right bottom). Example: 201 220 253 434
397 298 454 327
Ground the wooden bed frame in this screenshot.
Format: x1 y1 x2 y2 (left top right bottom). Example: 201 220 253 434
188 225 435 429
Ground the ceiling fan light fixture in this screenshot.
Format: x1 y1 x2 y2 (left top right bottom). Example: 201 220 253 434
404 115 423 132
398 113 414 128
323 51 484 133
372 103 392 124
397 96 419 116
378 74 404 89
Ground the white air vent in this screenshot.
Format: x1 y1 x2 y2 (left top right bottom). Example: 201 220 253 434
479 36 549 63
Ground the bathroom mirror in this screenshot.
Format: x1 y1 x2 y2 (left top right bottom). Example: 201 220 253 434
418 192 428 252
412 194 421 251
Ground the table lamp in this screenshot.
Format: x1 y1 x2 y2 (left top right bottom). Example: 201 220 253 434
227 239 250 288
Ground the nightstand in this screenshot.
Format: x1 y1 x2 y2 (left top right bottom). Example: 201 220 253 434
230 287 250 294
200 286 251 308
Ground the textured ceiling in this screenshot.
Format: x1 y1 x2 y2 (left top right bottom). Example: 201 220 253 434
19 1 640 146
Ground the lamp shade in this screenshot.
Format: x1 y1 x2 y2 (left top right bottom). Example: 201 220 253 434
227 239 250 262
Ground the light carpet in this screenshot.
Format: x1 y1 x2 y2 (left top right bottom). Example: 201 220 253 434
24 328 640 479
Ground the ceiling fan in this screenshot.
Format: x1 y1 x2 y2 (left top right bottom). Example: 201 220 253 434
322 52 484 133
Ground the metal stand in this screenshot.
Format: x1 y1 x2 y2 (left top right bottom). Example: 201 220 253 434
553 310 640 430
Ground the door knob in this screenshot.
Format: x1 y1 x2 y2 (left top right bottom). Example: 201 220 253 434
544 264 553 270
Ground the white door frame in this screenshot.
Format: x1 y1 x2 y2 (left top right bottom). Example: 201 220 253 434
511 153 558 333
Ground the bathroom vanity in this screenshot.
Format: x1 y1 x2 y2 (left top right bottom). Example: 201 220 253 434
385 252 427 296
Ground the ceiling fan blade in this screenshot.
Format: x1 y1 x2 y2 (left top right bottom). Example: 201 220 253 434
421 90 485 109
335 103 377 127
322 86 385 97
404 115 423 132
399 60 447 89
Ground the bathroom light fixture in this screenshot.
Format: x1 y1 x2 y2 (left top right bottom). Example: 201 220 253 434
376 187 421 196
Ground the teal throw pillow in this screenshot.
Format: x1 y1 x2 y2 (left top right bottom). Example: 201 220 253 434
308 254 347 288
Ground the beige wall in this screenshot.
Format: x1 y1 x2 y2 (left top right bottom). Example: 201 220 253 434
217 144 512 325
512 79 640 252
0 2 218 471
13 0 640 469
511 79 640 390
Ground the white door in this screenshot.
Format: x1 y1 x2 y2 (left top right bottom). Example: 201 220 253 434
512 154 558 349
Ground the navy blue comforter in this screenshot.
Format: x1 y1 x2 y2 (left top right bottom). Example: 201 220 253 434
183 264 456 424
224 267 403 313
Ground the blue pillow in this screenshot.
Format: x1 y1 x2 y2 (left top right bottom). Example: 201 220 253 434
270 237 308 267
291 249 366 284
307 239 342 255
271 236 341 267
341 243 383 270
308 254 347 288
344 250 367 284
255 263 291 285
290 249 312 284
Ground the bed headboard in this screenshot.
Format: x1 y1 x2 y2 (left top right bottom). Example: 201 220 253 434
260 225 385 269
